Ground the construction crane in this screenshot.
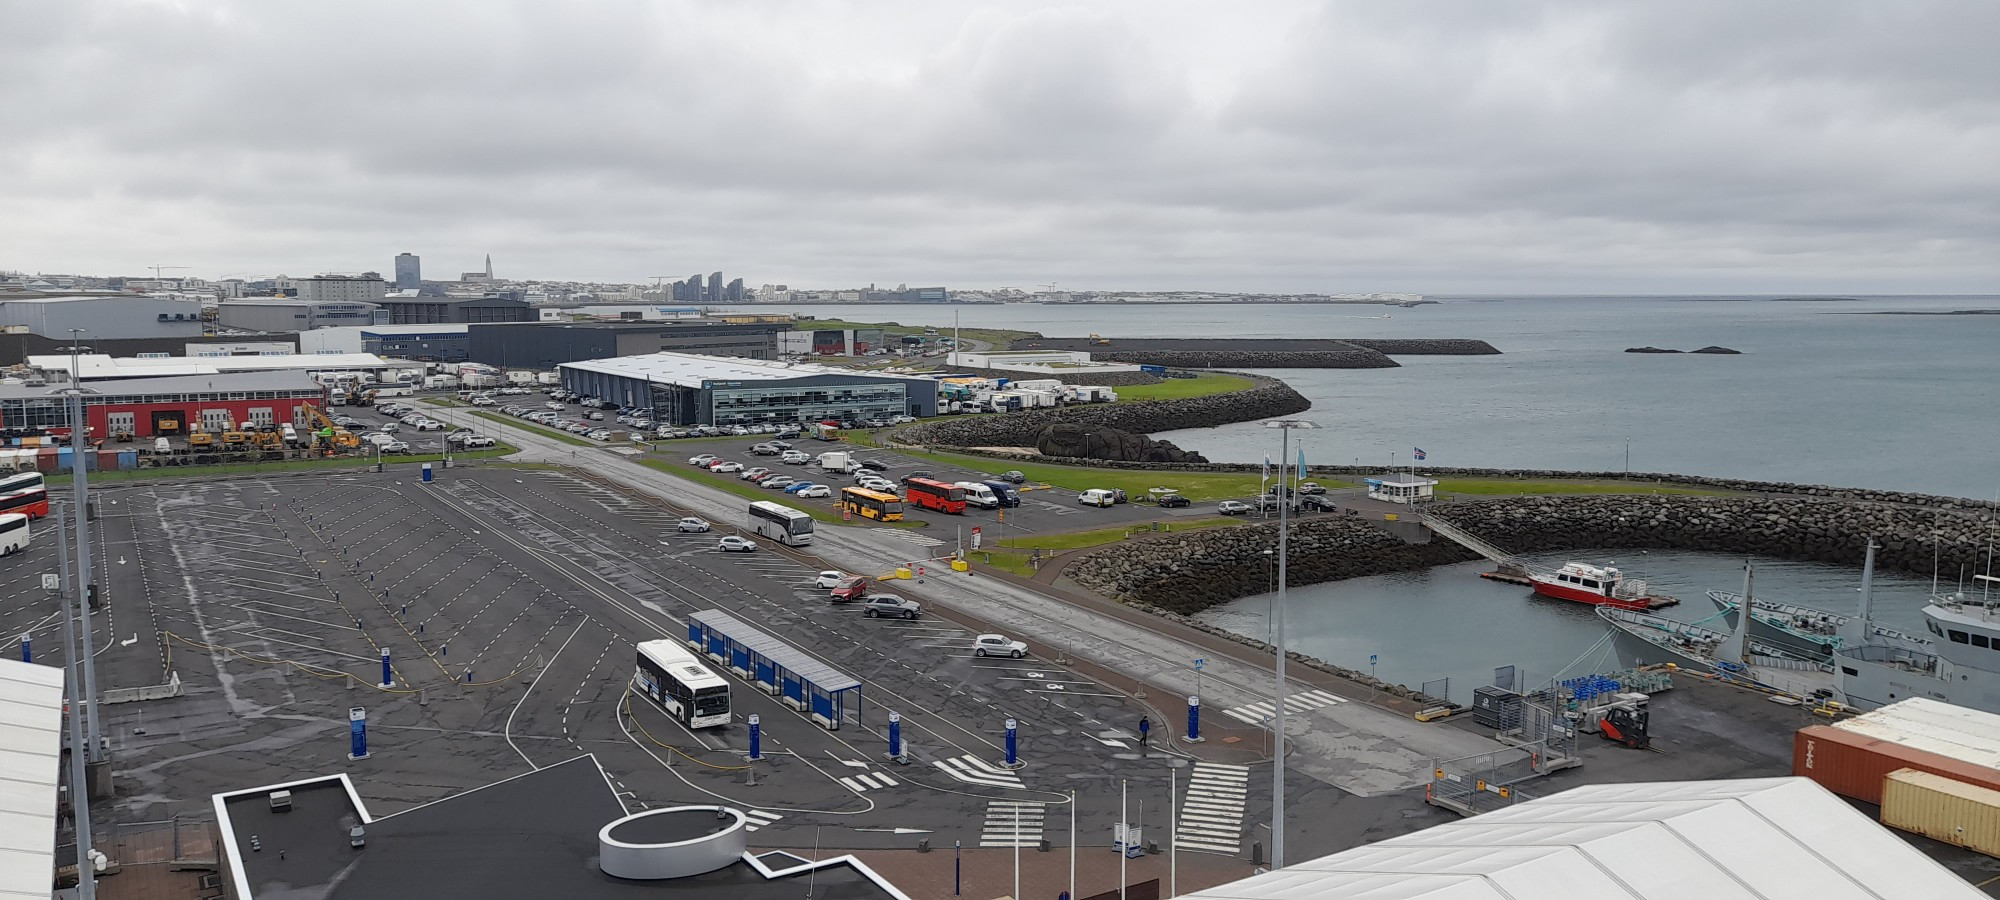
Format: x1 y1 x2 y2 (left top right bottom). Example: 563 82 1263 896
148 264 190 282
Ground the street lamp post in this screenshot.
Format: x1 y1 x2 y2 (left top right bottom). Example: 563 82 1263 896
62 333 104 764
1262 417 1317 871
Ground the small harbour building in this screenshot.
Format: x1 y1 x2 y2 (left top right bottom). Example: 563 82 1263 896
1366 473 1439 504
558 352 938 427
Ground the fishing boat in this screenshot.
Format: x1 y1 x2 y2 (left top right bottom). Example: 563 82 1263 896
1532 561 1676 610
1597 565 1836 698
1831 540 2000 711
1706 591 1845 660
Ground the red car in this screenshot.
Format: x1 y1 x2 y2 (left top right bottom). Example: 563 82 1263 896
830 575 870 603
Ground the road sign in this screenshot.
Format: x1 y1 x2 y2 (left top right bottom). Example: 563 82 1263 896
1194 657 1205 671
970 526 982 550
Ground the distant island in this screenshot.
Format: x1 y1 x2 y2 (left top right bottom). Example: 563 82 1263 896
1772 297 1862 302
1844 309 2000 316
1626 346 1743 354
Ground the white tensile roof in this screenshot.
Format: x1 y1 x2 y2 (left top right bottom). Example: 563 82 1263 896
0 659 65 900
1185 778 1981 900
1833 696 2000 770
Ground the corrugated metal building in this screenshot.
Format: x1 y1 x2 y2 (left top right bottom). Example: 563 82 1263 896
0 293 205 338
468 321 789 369
559 352 936 427
1186 777 1984 899
0 658 68 898
217 297 383 332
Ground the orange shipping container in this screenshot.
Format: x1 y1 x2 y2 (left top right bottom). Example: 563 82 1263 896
1795 725 2000 805
1883 768 2000 858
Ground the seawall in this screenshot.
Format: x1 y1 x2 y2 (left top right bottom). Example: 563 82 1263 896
1005 337 1501 370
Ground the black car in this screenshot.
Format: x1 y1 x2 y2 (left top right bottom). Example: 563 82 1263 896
769 440 793 450
1298 494 1339 512
901 469 934 484
858 458 890 472
1158 494 1192 509
999 470 1027 484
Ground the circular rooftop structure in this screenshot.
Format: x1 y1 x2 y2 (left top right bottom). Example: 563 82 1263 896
598 806 747 880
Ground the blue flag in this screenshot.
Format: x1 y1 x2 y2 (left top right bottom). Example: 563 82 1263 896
1413 447 1427 461
1262 454 1270 479
1297 448 1307 481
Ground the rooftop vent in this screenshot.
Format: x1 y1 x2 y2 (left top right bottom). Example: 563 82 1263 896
268 790 292 812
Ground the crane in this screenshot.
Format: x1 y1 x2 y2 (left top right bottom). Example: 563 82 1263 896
149 264 190 281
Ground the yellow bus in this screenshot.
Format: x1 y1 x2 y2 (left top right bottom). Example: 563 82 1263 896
840 486 905 522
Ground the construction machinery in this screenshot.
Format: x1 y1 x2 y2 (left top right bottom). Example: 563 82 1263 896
250 426 285 450
1599 706 1652 750
188 425 215 450
300 405 360 451
221 421 251 449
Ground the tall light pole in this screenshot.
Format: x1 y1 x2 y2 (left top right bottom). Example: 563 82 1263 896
62 332 104 763
1263 417 1317 870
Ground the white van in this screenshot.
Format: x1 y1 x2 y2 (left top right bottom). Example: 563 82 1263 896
956 482 1000 509
1077 488 1117 508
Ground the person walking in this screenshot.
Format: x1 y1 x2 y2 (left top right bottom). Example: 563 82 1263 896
1138 715 1151 749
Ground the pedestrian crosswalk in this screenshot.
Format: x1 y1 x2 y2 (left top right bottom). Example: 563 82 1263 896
1221 689 1346 725
743 809 783 832
981 800 1046 848
933 754 1026 789
838 771 902 793
885 530 947 547
1176 763 1249 855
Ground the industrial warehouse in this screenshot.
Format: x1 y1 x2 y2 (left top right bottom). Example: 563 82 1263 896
0 372 328 437
558 351 938 427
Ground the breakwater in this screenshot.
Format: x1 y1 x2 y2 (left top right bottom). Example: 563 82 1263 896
1005 337 1500 369
894 373 1309 448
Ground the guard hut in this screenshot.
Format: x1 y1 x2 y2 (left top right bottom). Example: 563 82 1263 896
686 609 861 730
1366 473 1439 505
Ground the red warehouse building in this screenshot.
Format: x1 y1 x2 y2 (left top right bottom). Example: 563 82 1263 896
0 372 330 438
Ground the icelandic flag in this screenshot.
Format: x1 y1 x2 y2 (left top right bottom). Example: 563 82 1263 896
1413 447 1427 461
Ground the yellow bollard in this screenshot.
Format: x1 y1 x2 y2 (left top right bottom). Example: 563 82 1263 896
951 559 969 573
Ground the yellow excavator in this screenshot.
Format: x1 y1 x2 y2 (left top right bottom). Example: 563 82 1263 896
221 421 251 449
301 404 360 452
250 425 285 450
188 425 215 450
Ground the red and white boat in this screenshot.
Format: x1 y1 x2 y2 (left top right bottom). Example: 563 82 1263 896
1530 562 1675 610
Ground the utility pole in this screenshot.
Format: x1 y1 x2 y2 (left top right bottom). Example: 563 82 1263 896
54 509 94 900
1263 418 1318 870
63 333 104 767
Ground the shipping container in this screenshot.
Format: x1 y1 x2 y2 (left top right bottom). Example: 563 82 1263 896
34 448 59 473
1795 725 2000 805
1883 768 2000 858
1833 697 2000 771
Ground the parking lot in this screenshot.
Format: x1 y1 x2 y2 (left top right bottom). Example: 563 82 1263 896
17 465 1260 856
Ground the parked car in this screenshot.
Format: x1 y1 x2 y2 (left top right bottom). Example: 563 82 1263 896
762 476 796 489
1297 481 1327 495
814 570 846 589
784 481 817 494
1158 493 1192 509
741 466 771 481
831 576 870 602
587 429 611 441
545 402 564 410
460 434 497 448
751 443 779 456
1077 489 1117 508
781 450 811 465
795 484 832 498
768 440 793 450
1217 500 1253 515
677 517 711 533
1000 470 1027 484
711 461 743 474
378 440 411 454
861 594 921 619
414 420 445 431
1298 495 1339 512
858 458 889 472
718 535 758 553
901 470 933 483
973 634 1028 658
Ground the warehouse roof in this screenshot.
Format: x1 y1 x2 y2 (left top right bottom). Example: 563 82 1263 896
0 371 323 400
562 351 915 388
0 659 66 900
219 298 379 307
1184 777 1982 900
1833 697 2000 770
30 352 388 380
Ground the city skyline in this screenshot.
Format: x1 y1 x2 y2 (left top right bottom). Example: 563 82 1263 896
2 2 1994 294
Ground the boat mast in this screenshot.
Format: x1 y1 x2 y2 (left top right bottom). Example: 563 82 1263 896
1720 563 1753 667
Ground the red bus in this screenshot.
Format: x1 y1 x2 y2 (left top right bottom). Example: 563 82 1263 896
0 488 49 520
903 477 966 515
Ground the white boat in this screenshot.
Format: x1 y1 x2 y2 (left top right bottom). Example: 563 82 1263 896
1833 540 2000 711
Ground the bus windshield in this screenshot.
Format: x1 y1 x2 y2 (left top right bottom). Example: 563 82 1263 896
695 686 730 715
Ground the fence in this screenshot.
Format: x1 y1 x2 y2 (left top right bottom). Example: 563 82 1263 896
57 814 218 878
1426 748 1538 817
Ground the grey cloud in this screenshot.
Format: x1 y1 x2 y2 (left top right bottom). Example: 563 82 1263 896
0 0 1993 293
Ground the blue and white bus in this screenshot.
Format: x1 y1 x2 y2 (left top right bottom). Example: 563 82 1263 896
0 513 27 556
634 640 731 729
747 500 814 546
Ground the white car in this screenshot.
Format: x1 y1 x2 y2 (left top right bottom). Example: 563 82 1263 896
813 570 846 589
795 484 831 499
545 402 564 410
718 535 758 553
780 450 811 464
973 634 1028 659
677 517 711 533
414 420 445 431
762 476 796 489
378 440 412 454
461 435 496 448
471 397 495 406
711 461 744 474
689 453 718 466
380 422 401 433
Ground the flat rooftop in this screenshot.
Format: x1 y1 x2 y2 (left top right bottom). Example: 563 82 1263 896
0 370 323 400
562 352 920 388
29 352 389 380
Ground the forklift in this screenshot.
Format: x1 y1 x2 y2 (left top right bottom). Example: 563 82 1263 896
1599 706 1652 750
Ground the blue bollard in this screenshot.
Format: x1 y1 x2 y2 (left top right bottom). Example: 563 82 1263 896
1004 718 1018 767
380 649 393 688
19 633 28 664
748 714 762 761
464 669 472 683
348 707 369 760
1188 694 1202 742
888 712 903 759
421 463 433 483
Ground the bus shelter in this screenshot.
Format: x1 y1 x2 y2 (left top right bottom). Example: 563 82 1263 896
686 609 862 730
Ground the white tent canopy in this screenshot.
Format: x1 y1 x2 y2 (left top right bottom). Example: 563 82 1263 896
1187 778 1981 900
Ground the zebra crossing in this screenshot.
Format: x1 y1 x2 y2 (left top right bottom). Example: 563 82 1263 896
885 530 947 547
933 754 1026 789
1176 763 1249 855
837 771 902 793
981 800 1046 848
743 810 783 832
1221 689 1346 725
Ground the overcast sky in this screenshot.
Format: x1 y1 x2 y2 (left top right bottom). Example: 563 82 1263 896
3 1 1994 294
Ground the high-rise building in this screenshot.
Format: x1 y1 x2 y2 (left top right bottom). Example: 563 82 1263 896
725 278 744 302
394 253 421 290
708 272 723 305
690 273 704 302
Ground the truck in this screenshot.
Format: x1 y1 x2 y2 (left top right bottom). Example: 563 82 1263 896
817 451 857 474
809 422 840 441
1016 389 1059 409
989 393 1024 413
1010 379 1063 394
506 370 539 385
1074 385 1118 403
423 374 461 390
536 371 561 385
461 372 501 388
280 423 300 447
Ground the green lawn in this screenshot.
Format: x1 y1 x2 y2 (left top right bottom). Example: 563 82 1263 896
997 516 1243 550
886 447 1330 502
1433 478 1731 498
49 444 520 484
470 411 594 447
422 397 468 408
1112 372 1255 402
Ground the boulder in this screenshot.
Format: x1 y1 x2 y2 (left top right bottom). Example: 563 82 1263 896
1035 423 1208 464
1690 346 1743 354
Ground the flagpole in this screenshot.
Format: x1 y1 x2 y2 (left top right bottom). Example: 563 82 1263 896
1120 779 1129 900
1069 789 1077 900
1170 766 1178 898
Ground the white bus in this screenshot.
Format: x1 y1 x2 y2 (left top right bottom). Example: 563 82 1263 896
0 471 44 495
747 500 815 546
0 513 28 556
634 640 731 729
